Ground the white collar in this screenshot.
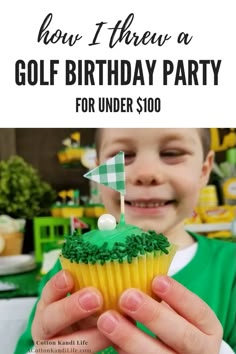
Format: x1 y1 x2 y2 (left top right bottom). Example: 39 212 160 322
168 242 198 276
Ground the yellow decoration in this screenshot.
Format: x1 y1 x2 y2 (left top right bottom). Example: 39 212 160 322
222 178 236 201
207 230 232 239
58 191 67 201
184 209 202 225
60 206 84 218
57 150 67 163
67 190 74 200
0 232 24 256
71 132 80 142
51 206 62 217
84 205 107 218
0 234 6 254
197 185 218 208
200 205 234 223
211 128 236 152
66 147 81 161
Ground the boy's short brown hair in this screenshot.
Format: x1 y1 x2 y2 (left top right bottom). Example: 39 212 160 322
198 128 211 159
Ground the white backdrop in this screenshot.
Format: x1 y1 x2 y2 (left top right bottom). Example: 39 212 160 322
1 1 235 126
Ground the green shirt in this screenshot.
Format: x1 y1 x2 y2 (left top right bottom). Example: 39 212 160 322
14 233 236 354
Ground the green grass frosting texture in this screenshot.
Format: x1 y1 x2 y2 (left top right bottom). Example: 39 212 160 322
61 224 171 265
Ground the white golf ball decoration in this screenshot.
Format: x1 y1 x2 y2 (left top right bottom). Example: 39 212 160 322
98 214 117 230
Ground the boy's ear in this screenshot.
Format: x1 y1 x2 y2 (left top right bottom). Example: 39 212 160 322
200 150 215 188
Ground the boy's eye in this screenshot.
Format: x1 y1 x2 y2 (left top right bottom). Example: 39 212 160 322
160 150 187 163
105 151 135 164
124 152 135 165
161 150 184 156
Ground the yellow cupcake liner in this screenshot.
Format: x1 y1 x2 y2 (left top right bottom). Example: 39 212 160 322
60 246 176 313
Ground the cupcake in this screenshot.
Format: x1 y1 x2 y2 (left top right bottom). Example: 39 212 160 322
60 215 176 313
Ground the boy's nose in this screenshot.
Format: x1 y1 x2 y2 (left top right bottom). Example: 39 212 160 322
135 171 163 185
129 157 164 186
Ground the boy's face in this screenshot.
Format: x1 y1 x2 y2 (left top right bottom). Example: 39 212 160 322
98 128 213 236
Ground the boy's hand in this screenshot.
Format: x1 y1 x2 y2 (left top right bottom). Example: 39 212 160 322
97 276 223 354
32 270 111 353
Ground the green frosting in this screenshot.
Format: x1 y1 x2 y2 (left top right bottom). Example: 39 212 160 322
61 223 171 265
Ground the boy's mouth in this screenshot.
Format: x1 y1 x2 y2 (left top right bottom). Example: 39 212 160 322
125 199 175 208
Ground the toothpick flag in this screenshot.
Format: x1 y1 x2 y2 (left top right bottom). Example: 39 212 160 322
71 217 88 231
62 138 72 147
84 151 126 195
71 132 81 143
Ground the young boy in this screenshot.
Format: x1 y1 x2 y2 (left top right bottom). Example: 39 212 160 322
15 129 235 354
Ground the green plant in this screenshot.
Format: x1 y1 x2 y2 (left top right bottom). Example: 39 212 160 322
0 156 57 219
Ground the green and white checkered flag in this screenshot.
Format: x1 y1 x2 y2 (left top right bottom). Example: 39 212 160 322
84 151 126 195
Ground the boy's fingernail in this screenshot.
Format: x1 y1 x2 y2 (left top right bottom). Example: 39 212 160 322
98 313 119 334
78 290 100 311
120 289 143 311
153 276 170 293
55 271 69 289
